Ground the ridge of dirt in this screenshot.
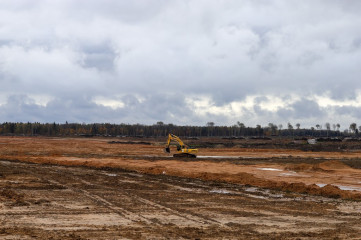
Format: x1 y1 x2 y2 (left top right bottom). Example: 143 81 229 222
2 137 361 202
285 160 352 172
3 156 361 201
316 160 352 170
139 167 361 201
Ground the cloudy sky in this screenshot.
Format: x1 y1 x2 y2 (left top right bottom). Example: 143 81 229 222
1 0 361 129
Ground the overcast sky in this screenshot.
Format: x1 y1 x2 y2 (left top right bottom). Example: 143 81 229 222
1 0 361 129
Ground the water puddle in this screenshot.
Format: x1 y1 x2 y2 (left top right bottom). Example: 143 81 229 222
257 168 282 171
0 160 14 165
244 187 284 199
209 189 231 194
279 171 297 176
103 173 117 177
127 173 143 177
336 185 361 191
245 187 258 193
316 183 361 192
248 195 267 199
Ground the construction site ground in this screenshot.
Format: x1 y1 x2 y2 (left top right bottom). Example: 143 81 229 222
1 136 361 239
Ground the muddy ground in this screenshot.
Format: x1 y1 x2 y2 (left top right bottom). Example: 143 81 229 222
1 136 361 239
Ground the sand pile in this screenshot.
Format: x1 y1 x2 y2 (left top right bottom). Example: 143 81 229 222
286 160 351 172
285 163 314 171
316 160 352 171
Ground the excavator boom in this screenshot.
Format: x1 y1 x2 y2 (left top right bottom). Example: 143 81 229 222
164 134 198 158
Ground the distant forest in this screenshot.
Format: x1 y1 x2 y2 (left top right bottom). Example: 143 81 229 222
0 121 359 138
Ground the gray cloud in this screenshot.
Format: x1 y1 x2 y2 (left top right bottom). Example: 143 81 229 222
1 0 361 127
289 98 324 119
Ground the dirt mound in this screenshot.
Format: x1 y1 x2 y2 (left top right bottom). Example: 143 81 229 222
316 160 352 171
6 156 361 201
193 172 361 200
285 160 351 172
285 163 314 171
285 163 327 172
141 169 361 201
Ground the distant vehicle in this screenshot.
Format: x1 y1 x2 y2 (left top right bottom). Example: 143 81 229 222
307 139 317 145
164 134 198 158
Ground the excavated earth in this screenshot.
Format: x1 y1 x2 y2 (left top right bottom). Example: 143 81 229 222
1 136 361 239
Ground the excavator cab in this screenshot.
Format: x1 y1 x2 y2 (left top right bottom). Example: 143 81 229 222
164 133 198 158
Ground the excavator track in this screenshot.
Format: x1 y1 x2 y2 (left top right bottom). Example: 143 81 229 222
173 153 197 158
165 134 198 158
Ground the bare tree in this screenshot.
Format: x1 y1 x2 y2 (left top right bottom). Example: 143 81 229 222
336 123 341 136
256 124 262 136
268 123 278 135
278 124 283 137
325 122 330 137
349 123 357 134
287 123 294 138
237 121 245 136
206 122 215 136
315 124 321 136
237 121 245 128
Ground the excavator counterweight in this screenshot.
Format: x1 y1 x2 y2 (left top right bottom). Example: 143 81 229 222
164 134 198 158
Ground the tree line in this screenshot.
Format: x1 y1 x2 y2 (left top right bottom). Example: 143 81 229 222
1 121 360 138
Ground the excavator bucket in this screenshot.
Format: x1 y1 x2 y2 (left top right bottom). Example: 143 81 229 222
164 147 170 153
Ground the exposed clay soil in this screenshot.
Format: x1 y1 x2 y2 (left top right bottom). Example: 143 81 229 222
2 136 361 239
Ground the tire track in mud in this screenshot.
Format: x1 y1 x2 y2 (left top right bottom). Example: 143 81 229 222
78 173 223 226
37 165 223 227
1 160 271 228
112 180 222 226
0 160 277 226
10 162 152 225
46 179 153 224
114 173 237 226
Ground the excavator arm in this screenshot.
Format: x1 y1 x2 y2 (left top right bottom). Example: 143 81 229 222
164 134 198 158
165 134 185 152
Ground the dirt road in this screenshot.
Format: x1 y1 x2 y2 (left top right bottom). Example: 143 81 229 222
1 160 361 239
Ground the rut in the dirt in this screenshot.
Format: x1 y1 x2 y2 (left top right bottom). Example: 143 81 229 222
1 160 361 239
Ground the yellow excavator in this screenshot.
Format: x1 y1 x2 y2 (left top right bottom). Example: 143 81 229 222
164 133 198 158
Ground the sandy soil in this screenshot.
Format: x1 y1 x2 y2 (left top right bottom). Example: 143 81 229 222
1 137 361 200
2 136 361 239
2 160 361 239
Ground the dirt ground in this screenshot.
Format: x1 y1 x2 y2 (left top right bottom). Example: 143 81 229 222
1 136 361 239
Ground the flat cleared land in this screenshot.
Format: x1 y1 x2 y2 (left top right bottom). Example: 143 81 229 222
1 137 361 239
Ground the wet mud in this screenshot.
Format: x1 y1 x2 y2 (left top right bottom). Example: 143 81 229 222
2 160 361 239
2 136 361 239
